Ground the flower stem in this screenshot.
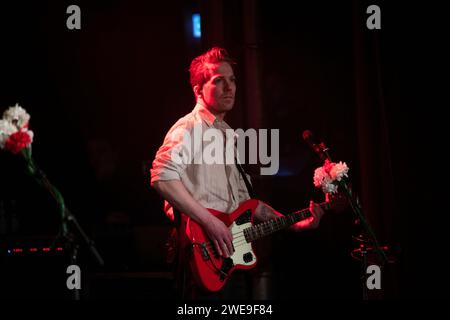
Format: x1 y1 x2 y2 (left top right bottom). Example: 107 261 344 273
20 147 68 237
338 179 388 265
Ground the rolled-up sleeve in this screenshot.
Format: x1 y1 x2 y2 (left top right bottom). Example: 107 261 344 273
150 120 191 186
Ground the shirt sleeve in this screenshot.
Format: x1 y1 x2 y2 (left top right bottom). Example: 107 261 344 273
150 120 191 186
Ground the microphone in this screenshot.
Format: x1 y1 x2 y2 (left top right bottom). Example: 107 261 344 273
302 130 330 161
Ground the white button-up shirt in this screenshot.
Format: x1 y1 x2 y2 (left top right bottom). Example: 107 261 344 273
150 103 251 220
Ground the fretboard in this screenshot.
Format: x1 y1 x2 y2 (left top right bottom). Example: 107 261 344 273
244 202 330 243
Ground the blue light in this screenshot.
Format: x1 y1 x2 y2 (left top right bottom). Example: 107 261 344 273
192 13 201 38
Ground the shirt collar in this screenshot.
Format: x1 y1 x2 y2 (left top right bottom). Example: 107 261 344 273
193 102 228 128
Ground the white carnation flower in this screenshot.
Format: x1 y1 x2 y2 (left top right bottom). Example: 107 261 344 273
323 181 338 194
329 161 349 181
313 167 328 187
313 160 350 194
3 103 31 129
0 119 18 148
314 166 338 193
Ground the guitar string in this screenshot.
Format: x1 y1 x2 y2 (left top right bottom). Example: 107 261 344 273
199 210 319 260
203 229 281 255
229 208 310 237
193 205 325 259
231 215 297 241
202 214 307 252
202 240 248 258
202 221 285 251
229 217 288 237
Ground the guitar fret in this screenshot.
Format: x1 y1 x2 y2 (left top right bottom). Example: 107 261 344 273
245 202 328 242
289 215 295 224
259 223 264 236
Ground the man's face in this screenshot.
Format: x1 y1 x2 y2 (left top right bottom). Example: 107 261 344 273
200 62 236 115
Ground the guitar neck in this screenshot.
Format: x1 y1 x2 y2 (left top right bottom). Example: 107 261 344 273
244 202 330 242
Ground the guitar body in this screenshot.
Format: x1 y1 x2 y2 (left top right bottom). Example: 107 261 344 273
182 198 329 293
186 199 260 292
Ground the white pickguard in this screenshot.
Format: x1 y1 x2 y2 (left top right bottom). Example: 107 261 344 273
229 220 257 266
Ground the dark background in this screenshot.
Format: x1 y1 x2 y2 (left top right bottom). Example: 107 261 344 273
0 0 447 299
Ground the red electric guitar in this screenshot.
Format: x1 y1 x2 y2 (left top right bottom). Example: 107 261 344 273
184 198 332 292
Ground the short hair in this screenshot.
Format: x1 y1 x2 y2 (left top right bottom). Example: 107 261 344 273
189 47 236 91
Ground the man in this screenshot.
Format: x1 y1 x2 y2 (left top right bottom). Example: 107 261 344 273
150 47 325 299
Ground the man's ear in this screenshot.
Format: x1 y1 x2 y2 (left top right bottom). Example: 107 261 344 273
194 85 202 98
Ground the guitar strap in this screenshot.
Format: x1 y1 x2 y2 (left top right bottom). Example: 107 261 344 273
218 121 256 199
235 161 256 199
171 161 255 224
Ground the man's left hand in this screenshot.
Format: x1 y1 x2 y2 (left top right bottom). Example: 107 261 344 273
292 200 325 231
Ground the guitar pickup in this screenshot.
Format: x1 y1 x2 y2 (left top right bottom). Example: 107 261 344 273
219 258 234 281
200 243 210 261
209 241 220 258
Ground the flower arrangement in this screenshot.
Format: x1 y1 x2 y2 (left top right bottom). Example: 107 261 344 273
313 159 349 194
312 155 389 264
0 103 34 154
1 103 40 179
1 103 68 234
1 104 105 267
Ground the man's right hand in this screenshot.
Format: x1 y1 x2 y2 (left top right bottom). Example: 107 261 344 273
153 180 234 258
202 215 234 258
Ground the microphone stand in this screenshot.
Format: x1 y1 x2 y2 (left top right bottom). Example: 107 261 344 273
312 141 389 299
59 207 104 300
22 147 104 300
